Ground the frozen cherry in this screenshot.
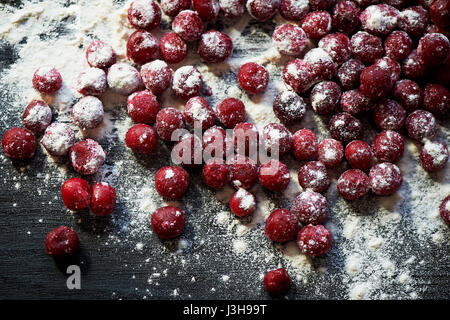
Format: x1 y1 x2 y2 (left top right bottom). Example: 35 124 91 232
329 112 363 144
71 96 104 130
345 140 373 171
198 30 233 63
354 0 380 7
151 206 185 239
32 66 62 94
219 0 245 19
128 0 161 31
310 81 341 115
273 91 306 124
41 123 76 157
424 84 450 116
398 6 428 37
75 68 107 96
203 126 232 159
340 89 373 115
246 0 280 21
233 122 259 157
22 100 52 132
337 169 370 200
374 56 401 84
373 99 406 131
140 60 172 94
127 90 159 125
86 40 116 69
318 138 344 168
45 226 79 257
216 98 246 129
69 139 106 175
202 158 229 190
172 66 203 99
319 33 351 65
161 0 191 17
419 140 449 173
280 0 309 21
156 107 185 141
372 130 404 163
127 30 159 65
392 79 423 113
107 63 143 96
405 110 437 143
282 59 313 94
350 31 384 65
125 124 158 154
261 123 293 156
184 96 216 130
297 224 332 256
439 195 450 225
430 0 450 28
159 32 188 64
172 10 204 42
298 161 330 193
228 155 258 189
259 160 291 192
417 33 450 66
402 50 427 79
172 133 203 168
238 62 269 94
291 190 328 225
338 59 365 90
382 0 410 8
304 48 337 83
264 268 291 295
369 162 402 196
193 0 220 21
272 24 307 56
265 209 299 243
360 4 399 37
360 64 394 100
301 11 332 40
61 178 90 211
90 182 116 216
229 188 257 217
332 0 361 34
384 30 412 61
155 166 189 199
2 127 36 159
292 129 318 161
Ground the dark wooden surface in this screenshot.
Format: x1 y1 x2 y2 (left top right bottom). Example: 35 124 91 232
0 0 449 300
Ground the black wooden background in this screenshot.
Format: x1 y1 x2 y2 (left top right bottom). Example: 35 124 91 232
0 0 449 300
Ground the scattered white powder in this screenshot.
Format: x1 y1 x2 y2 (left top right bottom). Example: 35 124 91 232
0 0 448 300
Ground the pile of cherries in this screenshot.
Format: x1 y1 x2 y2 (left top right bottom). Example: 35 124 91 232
1 0 450 296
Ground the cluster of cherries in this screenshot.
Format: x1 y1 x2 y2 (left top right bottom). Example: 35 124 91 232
1 0 450 296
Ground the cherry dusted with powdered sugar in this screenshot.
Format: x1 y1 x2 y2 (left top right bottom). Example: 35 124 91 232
125 124 158 154
369 162 403 196
22 100 52 132
264 268 291 295
345 140 373 171
198 30 233 63
273 91 306 124
337 169 370 200
159 32 188 64
202 158 229 190
258 159 291 192
32 66 62 94
372 130 405 163
41 123 76 157
172 66 203 99
228 155 258 190
127 90 160 125
272 24 307 56
140 60 172 94
193 0 220 22
126 30 159 65
292 129 318 161
265 209 299 243
155 166 189 200
184 96 217 130
156 107 186 141
71 96 104 130
216 98 246 129
69 139 106 175
151 206 185 239
86 40 116 69
419 140 449 173
261 123 292 156
90 182 116 216
61 177 90 211
127 0 161 31
317 138 344 168
45 226 79 257
405 110 437 143
246 0 280 21
238 62 269 94
291 190 329 225
329 112 363 144
297 224 332 257
75 68 107 96
161 0 191 18
297 161 330 193
229 188 257 217
172 10 205 42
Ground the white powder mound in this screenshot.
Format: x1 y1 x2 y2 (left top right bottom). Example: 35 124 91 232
0 0 449 300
